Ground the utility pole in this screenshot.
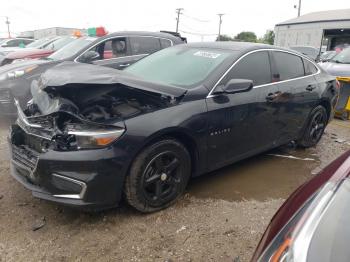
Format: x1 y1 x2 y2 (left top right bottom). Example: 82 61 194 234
217 14 224 41
5 16 10 38
175 8 184 33
294 0 301 17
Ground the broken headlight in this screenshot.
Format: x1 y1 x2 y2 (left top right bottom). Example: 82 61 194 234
2 65 38 81
68 128 125 149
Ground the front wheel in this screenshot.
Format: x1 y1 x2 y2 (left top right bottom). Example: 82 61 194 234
298 105 328 148
125 139 191 213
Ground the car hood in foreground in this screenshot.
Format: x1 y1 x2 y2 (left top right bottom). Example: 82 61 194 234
38 61 187 98
319 62 350 77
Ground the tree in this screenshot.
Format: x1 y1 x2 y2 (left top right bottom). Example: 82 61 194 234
259 30 275 45
216 34 234 41
234 31 257 43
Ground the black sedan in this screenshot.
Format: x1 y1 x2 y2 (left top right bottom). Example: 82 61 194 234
9 42 338 212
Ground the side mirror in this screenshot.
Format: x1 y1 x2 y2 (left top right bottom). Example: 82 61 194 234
220 79 254 94
80 51 100 63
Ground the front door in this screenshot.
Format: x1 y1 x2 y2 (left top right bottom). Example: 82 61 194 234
206 50 275 171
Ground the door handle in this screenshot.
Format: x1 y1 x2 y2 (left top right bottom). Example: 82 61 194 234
306 85 317 91
118 63 130 68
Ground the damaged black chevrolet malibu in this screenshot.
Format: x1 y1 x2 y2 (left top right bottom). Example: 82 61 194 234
9 42 338 212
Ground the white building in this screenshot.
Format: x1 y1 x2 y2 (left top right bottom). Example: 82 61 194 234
19 27 85 39
275 9 350 51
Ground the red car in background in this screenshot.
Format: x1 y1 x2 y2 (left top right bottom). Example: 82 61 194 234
1 36 78 66
252 149 350 261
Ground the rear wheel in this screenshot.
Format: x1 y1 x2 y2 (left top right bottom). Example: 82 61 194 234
298 105 327 148
125 139 191 213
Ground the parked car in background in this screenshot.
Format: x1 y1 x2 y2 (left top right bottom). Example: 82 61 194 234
0 31 185 116
0 36 78 66
8 42 338 212
252 149 350 262
0 37 59 64
318 50 337 63
0 38 34 49
319 48 350 120
290 46 320 61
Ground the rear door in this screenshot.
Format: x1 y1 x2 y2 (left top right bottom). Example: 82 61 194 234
271 51 320 142
128 36 164 66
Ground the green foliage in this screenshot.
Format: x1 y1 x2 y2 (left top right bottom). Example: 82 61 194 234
216 34 234 41
234 31 257 43
258 30 275 45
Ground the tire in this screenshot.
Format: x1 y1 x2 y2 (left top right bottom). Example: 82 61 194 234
125 139 191 213
298 105 328 148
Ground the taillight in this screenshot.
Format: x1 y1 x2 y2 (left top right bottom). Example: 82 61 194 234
257 182 336 262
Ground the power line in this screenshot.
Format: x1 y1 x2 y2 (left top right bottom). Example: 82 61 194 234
179 30 217 36
182 13 210 23
175 8 184 33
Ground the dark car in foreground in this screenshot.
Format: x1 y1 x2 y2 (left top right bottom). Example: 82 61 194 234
9 42 338 212
0 31 185 116
252 149 350 262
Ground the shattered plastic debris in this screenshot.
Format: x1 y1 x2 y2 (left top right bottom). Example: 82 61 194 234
32 217 46 231
267 154 315 161
335 138 347 144
176 226 187 234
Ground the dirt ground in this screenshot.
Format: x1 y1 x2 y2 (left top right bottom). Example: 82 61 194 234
0 119 349 262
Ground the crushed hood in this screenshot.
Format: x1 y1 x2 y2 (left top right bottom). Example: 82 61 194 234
38 61 187 98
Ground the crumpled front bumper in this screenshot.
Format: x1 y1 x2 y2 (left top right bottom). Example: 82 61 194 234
8 124 131 211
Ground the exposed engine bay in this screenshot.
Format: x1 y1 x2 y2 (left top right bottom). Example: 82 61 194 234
13 62 186 152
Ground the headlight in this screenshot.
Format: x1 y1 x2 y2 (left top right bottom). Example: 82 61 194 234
4 65 38 80
68 128 125 149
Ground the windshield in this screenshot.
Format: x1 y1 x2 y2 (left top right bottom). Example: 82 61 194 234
26 38 54 48
331 48 350 64
125 46 233 88
47 37 97 61
44 36 77 51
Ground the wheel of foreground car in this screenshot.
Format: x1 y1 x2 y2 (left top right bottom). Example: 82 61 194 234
298 105 327 148
125 139 191 213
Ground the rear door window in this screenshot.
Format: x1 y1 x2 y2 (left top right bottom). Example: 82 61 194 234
130 37 161 55
303 59 318 75
273 51 305 81
160 38 172 48
220 51 272 86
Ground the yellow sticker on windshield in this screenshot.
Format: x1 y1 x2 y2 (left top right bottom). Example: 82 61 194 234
193 51 221 59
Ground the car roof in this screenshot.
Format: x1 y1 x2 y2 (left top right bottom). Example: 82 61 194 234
100 31 185 43
181 41 295 53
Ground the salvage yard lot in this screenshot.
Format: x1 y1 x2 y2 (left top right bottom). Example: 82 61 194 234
0 119 349 261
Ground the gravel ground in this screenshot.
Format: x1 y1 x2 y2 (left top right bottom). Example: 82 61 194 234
0 119 349 262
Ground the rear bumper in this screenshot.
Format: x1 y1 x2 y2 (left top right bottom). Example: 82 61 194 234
8 129 131 211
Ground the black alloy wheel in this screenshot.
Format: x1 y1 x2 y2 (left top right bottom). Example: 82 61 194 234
125 139 191 213
298 105 327 148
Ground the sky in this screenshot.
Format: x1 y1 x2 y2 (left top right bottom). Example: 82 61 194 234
0 0 349 42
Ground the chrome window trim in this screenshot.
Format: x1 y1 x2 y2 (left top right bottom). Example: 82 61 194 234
74 35 174 63
93 53 148 63
52 173 87 200
207 48 321 98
